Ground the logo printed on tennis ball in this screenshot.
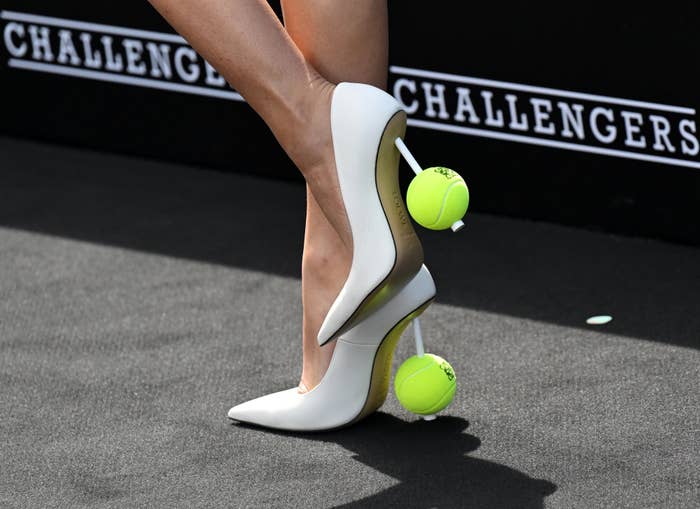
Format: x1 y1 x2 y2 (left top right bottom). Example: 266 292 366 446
440 361 455 381
406 167 469 230
433 167 457 179
394 353 457 415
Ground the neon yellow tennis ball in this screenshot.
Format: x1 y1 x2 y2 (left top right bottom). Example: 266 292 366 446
406 167 469 230
394 353 456 415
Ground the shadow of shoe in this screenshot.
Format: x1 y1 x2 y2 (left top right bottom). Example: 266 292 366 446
235 412 556 508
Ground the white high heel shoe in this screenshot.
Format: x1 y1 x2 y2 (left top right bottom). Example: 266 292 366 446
227 265 436 431
316 82 423 346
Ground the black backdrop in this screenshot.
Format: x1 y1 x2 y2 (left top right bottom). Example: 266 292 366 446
1 1 699 245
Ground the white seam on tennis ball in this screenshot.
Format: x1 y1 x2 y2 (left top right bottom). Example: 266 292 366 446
417 381 456 414
395 361 436 397
428 180 460 227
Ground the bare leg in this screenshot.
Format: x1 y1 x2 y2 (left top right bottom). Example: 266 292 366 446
148 0 389 392
147 0 352 250
282 1 388 89
281 0 389 391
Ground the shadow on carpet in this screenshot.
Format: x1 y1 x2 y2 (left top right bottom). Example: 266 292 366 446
234 413 557 508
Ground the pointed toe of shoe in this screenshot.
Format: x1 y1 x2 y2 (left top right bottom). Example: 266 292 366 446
227 398 258 422
227 400 253 421
227 388 301 428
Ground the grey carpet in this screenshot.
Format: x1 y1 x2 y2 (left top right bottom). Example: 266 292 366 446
0 137 698 508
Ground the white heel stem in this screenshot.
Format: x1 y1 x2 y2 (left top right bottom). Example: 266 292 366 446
413 317 425 357
394 138 423 176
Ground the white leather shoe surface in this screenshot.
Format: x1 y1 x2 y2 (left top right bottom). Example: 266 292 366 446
317 82 422 346
228 265 436 431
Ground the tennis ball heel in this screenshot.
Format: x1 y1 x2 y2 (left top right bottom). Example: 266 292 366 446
389 138 461 420
394 317 457 420
395 138 469 232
